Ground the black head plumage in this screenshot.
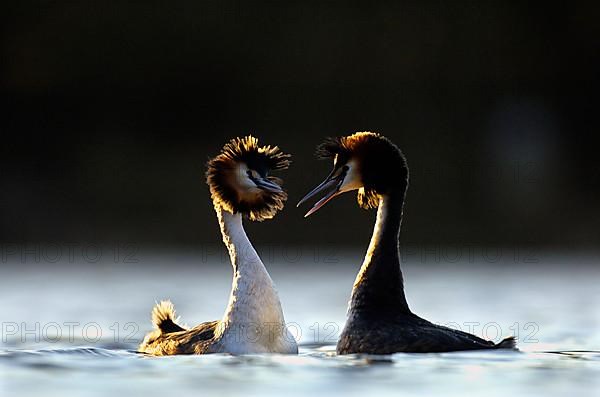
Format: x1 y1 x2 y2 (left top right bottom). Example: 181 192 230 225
316 132 408 209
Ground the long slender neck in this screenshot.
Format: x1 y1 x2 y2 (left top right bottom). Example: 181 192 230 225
348 189 411 317
214 205 285 328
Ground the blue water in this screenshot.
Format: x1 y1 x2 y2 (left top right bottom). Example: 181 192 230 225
1 251 599 396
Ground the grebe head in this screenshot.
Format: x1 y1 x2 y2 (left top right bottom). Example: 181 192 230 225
207 135 291 221
298 132 408 217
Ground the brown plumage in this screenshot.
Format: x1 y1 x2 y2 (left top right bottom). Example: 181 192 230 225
206 136 290 221
140 300 219 355
316 132 408 209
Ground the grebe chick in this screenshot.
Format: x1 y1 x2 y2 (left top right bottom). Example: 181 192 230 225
298 132 516 354
139 136 298 355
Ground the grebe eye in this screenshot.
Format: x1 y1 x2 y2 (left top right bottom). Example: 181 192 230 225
342 165 349 172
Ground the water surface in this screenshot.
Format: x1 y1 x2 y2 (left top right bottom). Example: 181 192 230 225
1 251 599 396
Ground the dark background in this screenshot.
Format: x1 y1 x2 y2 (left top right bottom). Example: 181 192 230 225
2 2 599 250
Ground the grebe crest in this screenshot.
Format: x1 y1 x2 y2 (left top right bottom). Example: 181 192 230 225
299 132 408 215
207 136 291 221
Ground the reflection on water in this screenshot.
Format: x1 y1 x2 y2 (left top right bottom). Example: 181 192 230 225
1 252 599 396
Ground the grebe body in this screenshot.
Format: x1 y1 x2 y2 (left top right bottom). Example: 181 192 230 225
140 136 297 355
299 132 515 354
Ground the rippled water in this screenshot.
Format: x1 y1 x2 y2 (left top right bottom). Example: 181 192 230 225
1 251 599 396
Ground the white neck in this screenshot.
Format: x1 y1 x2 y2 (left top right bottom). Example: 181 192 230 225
213 205 297 354
353 196 387 290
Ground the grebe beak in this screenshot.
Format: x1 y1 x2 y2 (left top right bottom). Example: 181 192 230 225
254 177 283 193
297 167 348 217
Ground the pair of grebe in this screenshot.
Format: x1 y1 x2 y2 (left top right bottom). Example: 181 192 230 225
139 133 515 356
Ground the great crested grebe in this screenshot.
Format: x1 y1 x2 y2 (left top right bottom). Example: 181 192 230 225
298 132 516 354
139 136 298 355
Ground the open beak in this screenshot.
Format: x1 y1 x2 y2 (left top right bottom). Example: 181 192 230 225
254 177 283 193
297 167 347 217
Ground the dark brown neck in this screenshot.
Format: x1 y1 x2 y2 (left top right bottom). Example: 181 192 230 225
348 187 411 317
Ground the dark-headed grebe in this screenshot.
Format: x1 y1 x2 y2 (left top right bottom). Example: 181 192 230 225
139 136 298 355
298 132 515 354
